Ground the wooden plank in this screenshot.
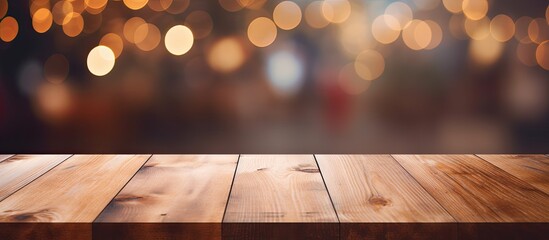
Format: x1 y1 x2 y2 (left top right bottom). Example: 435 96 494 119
0 155 150 222
316 155 454 222
0 155 71 201
476 155 549 193
94 155 239 240
0 155 14 162
223 155 338 239
392 155 549 222
317 155 456 240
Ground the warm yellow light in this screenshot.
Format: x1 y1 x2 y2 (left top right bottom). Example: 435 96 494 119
536 40 549 70
462 0 488 21
0 0 7 19
185 11 214 39
490 14 515 42
464 17 490 40
44 54 69 84
62 12 84 37
321 0 351 24
219 0 243 12
207 37 246 73
164 25 194 55
442 0 463 14
354 50 385 81
100 33 124 58
528 18 549 44
305 1 330 29
135 23 161 52
469 36 503 66
32 8 53 33
123 0 148 10
425 20 443 50
402 20 432 50
87 45 116 76
339 13 370 56
339 63 371 95
371 14 400 44
148 0 172 12
52 1 73 25
35 83 72 122
384 1 413 30
123 17 146 43
273 1 302 30
85 0 108 10
247 17 277 47
0 16 18 42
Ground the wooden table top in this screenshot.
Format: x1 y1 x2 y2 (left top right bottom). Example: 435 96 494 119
0 154 547 239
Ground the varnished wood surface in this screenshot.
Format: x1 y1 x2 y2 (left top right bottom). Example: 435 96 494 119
0 155 150 222
0 155 71 201
476 155 549 193
392 155 549 222
0 154 546 240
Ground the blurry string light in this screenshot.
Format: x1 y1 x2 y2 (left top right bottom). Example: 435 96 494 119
87 45 116 76
207 37 247 73
339 12 370 56
0 16 17 42
185 11 214 39
135 23 161 52
402 19 432 50
354 50 385 81
266 49 305 96
273 1 302 30
62 12 84 37
464 17 490 40
165 25 194 55
536 40 549 70
490 15 515 42
52 1 73 25
321 0 351 24
100 33 124 58
219 0 243 12
424 20 443 50
247 17 277 47
442 0 463 14
124 17 146 43
462 0 488 21
371 15 400 44
384 1 413 31
32 8 52 33
148 0 173 12
515 16 533 43
0 0 7 19
528 18 549 44
305 1 330 29
469 35 503 66
123 0 149 10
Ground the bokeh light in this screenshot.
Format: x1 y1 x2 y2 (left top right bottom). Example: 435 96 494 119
52 1 73 25
185 11 213 39
207 37 246 73
0 0 7 19
247 17 277 47
354 49 385 81
164 25 194 55
515 16 533 43
32 8 52 33
123 0 149 10
469 35 503 66
528 18 549 44
166 0 189 14
305 1 330 29
87 45 116 76
371 15 400 44
44 54 69 84
62 12 84 37
148 0 172 12
86 0 108 11
425 20 443 50
266 50 305 96
219 0 243 12
442 0 463 14
536 40 549 70
384 1 413 30
490 14 515 42
516 42 538 67
135 23 161 52
339 63 371 95
273 1 302 30
402 19 432 50
124 17 146 44
462 0 488 21
35 83 73 122
0 16 18 42
464 17 490 40
100 33 124 58
321 0 351 24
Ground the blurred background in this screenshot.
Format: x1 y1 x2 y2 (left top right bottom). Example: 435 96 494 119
0 0 548 153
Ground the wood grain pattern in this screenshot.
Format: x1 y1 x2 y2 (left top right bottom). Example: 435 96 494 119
96 155 238 222
224 155 337 223
476 155 549 193
0 155 71 201
0 155 150 222
316 155 454 222
393 155 549 222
